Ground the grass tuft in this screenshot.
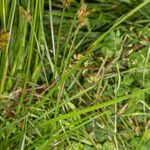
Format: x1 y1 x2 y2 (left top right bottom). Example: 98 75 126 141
0 0 150 149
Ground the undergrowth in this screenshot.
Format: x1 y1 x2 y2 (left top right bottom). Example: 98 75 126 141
0 0 150 149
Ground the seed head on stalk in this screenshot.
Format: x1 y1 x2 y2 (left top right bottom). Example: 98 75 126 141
77 2 88 27
63 0 72 8
0 30 10 53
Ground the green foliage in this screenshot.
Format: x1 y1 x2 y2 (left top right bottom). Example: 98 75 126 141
0 0 150 149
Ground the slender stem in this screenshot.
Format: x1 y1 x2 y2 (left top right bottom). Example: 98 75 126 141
49 0 56 58
114 64 121 150
2 0 6 32
54 8 65 79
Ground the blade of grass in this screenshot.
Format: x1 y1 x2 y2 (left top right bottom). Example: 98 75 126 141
49 0 56 58
42 87 150 124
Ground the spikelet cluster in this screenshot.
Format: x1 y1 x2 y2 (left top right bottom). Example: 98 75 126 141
63 0 72 8
77 2 88 27
0 31 10 52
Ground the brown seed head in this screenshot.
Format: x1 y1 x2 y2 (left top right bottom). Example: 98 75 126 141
77 2 88 27
0 31 10 52
63 0 72 8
